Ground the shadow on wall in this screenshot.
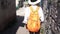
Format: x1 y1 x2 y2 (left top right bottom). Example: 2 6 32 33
0 16 25 34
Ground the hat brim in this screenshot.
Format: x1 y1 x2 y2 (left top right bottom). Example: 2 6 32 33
28 0 41 5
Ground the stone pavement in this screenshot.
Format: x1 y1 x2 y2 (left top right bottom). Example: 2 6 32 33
16 26 29 34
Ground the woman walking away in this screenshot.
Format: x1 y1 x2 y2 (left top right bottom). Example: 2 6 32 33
23 0 44 34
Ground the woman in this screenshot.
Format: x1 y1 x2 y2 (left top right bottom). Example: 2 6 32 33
23 0 44 34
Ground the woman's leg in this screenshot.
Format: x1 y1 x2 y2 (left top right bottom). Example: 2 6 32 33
35 29 40 34
29 31 34 34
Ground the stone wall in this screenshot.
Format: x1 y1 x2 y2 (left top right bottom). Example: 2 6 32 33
42 0 60 34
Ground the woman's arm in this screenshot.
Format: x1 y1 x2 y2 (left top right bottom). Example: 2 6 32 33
23 7 30 24
39 7 44 22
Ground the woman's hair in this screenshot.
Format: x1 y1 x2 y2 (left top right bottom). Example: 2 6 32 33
31 0 37 2
28 3 40 7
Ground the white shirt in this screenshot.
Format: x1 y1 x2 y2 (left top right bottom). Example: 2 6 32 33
23 5 44 24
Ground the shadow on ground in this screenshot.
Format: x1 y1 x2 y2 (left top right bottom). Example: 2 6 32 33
0 16 25 34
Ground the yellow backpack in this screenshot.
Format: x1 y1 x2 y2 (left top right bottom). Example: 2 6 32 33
27 6 41 32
